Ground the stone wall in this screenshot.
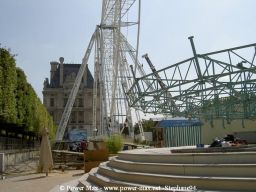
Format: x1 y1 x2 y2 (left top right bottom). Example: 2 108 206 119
201 118 256 144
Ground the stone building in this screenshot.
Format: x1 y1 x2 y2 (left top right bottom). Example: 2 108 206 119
43 57 99 140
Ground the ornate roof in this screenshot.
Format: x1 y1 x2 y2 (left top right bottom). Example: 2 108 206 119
49 64 93 89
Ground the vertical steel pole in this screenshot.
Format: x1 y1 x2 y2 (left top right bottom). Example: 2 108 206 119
188 36 203 82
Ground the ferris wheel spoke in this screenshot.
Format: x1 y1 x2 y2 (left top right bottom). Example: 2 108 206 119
56 0 144 140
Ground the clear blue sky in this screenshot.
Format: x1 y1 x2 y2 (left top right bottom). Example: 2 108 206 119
0 0 256 100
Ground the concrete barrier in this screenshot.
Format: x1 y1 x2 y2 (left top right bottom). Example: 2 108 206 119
3 149 39 170
0 153 4 173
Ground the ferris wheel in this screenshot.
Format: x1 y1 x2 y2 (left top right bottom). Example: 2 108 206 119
55 0 145 141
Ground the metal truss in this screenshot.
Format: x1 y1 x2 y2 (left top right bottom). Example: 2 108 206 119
126 36 256 121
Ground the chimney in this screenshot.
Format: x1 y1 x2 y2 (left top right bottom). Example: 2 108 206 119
59 57 64 87
50 61 58 84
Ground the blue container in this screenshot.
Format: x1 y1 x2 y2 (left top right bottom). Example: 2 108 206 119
196 144 204 148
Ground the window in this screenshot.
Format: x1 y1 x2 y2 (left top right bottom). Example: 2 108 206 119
85 96 92 107
78 111 84 123
78 98 83 107
70 112 76 123
87 92 92 97
50 98 54 107
84 111 92 124
74 98 83 107
63 98 68 107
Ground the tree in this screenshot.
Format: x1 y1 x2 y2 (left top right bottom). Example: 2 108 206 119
0 48 56 139
133 119 157 135
16 68 27 125
34 97 56 138
23 84 36 131
142 119 156 132
0 64 3 120
0 48 17 123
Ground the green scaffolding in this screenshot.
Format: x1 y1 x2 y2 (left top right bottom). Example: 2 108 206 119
125 37 256 122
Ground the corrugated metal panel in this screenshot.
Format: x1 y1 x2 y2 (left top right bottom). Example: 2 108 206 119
164 125 201 147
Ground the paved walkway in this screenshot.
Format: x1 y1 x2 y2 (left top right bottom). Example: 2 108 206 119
0 170 83 192
3 158 39 178
1 157 84 192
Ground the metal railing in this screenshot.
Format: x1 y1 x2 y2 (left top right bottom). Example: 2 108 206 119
0 137 40 151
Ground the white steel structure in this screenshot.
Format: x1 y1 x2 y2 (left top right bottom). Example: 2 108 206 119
55 0 145 141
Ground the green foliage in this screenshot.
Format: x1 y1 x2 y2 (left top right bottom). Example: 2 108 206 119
23 84 37 131
33 95 56 138
16 68 27 125
133 123 140 135
106 134 123 154
142 119 156 132
0 65 3 119
134 119 157 135
0 48 56 138
47 114 56 139
0 48 17 123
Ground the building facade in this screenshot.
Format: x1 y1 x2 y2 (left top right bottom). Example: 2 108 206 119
43 57 99 140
